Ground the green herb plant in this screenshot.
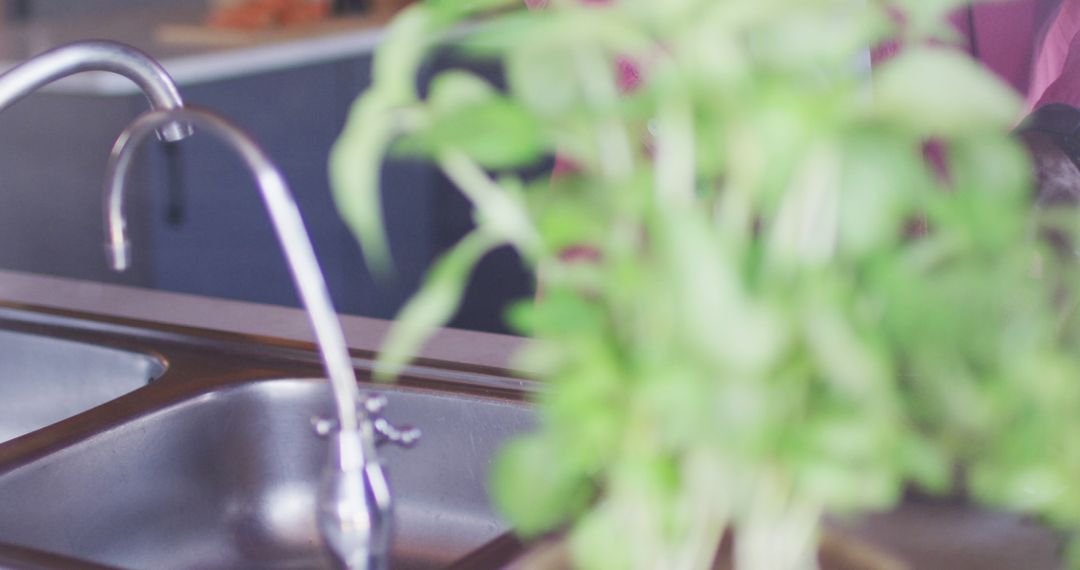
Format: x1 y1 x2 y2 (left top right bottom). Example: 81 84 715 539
331 0 1080 568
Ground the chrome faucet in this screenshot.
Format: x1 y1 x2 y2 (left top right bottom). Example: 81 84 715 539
0 40 191 142
102 108 419 570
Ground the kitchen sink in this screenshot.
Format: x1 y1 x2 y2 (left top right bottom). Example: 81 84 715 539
0 328 165 443
0 305 538 569
0 303 1064 569
0 378 533 569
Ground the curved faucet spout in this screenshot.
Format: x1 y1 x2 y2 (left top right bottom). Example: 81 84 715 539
104 107 404 569
0 40 191 142
105 107 364 437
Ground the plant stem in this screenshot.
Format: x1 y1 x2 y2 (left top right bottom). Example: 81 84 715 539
655 96 697 207
574 47 635 183
736 475 821 570
437 149 543 263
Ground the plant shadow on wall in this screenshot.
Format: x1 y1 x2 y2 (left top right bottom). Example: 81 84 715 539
331 0 1080 568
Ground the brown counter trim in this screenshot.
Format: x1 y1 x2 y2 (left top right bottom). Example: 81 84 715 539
0 270 528 376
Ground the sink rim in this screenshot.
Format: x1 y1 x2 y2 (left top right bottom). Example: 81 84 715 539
0 326 168 379
0 303 539 397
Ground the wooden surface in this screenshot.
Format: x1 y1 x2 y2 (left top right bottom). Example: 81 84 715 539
0 269 528 376
156 14 387 47
156 1 414 47
450 499 1064 570
452 530 907 570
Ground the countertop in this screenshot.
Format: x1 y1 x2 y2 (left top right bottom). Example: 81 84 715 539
0 4 391 95
0 269 526 376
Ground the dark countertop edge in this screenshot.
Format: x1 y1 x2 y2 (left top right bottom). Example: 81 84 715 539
0 269 526 373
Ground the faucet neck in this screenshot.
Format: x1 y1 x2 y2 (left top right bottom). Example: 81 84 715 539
0 41 191 141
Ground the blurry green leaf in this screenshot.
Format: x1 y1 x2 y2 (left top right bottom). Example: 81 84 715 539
749 6 889 71
971 462 1070 514
657 208 787 375
425 0 520 21
874 47 1021 136
900 436 952 494
838 134 925 256
531 181 607 252
798 462 901 513
506 41 582 119
331 5 440 273
638 366 709 449
505 298 538 335
803 300 894 406
395 70 551 169
810 416 887 462
949 135 1031 199
375 230 499 380
541 341 624 472
492 434 594 537
570 502 637 570
624 0 704 32
767 143 842 267
427 70 499 112
438 151 542 255
371 7 438 100
724 84 821 204
330 115 399 275
397 97 549 169
528 287 608 337
455 10 538 57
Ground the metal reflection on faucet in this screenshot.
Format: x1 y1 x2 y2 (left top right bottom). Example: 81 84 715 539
103 107 416 570
0 40 192 142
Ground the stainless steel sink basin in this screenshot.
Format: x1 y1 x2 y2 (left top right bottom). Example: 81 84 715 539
0 378 535 570
0 306 536 568
0 329 165 443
